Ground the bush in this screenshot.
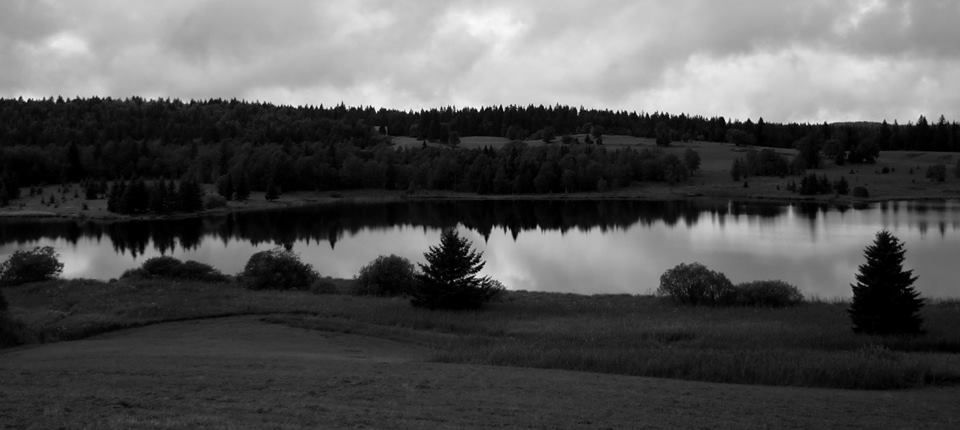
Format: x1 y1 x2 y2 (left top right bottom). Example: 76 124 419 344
121 256 229 283
657 263 734 305
926 164 947 183
310 278 342 295
354 254 417 296
203 194 228 209
240 248 319 290
0 246 64 286
0 315 31 348
852 186 870 198
731 280 804 307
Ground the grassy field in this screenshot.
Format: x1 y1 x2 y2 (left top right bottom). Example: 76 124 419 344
4 278 959 390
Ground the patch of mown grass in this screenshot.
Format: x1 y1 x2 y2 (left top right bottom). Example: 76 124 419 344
4 281 960 390
3 278 341 342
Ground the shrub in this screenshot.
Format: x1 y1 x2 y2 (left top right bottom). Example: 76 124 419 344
355 254 417 296
849 230 924 335
0 289 7 312
657 263 734 305
0 315 30 348
926 164 946 183
310 278 342 295
0 246 64 286
732 280 804 307
121 256 229 283
203 194 228 209
852 186 870 198
240 248 319 290
410 230 503 309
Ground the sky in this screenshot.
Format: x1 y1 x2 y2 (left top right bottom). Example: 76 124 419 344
1 0 958 123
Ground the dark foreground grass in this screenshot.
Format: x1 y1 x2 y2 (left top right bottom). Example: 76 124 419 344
4 279 960 390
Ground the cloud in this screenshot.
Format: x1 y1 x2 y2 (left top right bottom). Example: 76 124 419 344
1 0 959 122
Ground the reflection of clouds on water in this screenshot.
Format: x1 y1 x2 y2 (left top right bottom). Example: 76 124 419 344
2 200 960 298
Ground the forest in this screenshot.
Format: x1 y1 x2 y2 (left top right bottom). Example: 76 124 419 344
1 97 958 212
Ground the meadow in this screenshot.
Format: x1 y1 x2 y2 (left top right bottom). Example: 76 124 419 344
4 277 959 390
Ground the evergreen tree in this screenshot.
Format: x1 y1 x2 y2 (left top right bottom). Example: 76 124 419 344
834 176 850 195
177 179 204 212
730 158 743 181
410 229 501 309
217 174 233 200
234 173 250 201
265 179 279 201
66 142 83 180
683 148 701 174
849 231 924 335
148 180 167 214
655 122 671 147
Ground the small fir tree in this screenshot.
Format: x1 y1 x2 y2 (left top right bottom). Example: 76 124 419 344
410 229 501 309
234 173 250 201
849 230 924 335
265 180 279 201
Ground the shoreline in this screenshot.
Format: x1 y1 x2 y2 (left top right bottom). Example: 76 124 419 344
1 187 958 223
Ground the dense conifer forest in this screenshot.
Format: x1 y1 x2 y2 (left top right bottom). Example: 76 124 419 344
0 97 957 212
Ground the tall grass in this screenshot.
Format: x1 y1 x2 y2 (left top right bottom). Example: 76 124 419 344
5 281 960 389
268 292 960 389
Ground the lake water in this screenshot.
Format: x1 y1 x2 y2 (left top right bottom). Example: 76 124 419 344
2 199 959 298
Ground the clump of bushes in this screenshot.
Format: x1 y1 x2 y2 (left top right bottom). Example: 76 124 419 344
731 280 804 307
203 194 228 210
354 254 417 296
0 246 64 286
658 263 803 307
240 248 319 290
926 164 947 183
657 262 734 305
852 186 870 198
121 256 229 283
309 278 342 295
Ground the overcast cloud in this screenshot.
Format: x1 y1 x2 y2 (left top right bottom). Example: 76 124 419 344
1 0 958 123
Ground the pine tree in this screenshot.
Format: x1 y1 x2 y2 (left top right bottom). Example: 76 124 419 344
265 180 279 201
410 229 501 309
177 179 204 212
234 173 250 201
217 174 233 200
849 231 924 335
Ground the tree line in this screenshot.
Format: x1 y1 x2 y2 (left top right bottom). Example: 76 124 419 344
1 97 958 208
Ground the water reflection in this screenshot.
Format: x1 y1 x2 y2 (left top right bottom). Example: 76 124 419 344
1 199 959 298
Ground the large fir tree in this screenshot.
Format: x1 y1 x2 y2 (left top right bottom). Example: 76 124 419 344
849 230 924 335
410 229 500 309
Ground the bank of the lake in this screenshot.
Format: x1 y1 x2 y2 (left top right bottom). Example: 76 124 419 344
0 184 954 223
3 139 960 221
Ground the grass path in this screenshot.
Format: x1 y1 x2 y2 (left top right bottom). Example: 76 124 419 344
2 315 959 429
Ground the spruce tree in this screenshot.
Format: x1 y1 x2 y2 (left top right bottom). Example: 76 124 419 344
265 180 279 201
849 230 924 335
178 179 204 212
235 174 250 201
410 229 501 310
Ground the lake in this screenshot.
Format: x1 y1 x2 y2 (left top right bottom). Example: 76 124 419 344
2 199 959 298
